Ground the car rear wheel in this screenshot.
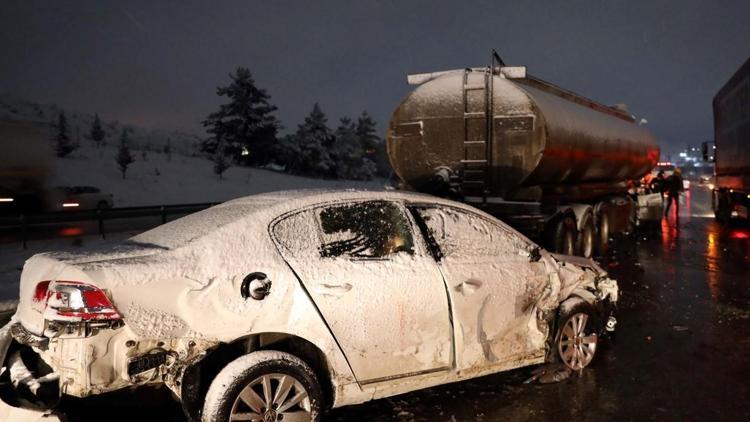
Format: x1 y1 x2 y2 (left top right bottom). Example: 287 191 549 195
556 303 598 371
202 350 322 422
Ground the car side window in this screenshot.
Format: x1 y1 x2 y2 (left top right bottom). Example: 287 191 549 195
272 210 318 258
317 201 415 259
413 206 519 259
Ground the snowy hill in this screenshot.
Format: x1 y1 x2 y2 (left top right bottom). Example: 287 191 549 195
0 94 203 155
1 95 387 207
55 141 385 207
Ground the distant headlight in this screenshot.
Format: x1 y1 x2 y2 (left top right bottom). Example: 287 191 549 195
62 202 80 208
0 198 14 203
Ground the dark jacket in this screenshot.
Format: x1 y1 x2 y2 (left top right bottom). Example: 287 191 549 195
666 174 684 195
650 177 665 194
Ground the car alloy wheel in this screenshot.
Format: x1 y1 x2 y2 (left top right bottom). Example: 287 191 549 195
202 351 322 422
557 312 597 370
231 373 312 422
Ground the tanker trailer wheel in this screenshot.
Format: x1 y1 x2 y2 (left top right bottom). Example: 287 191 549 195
577 216 595 259
549 215 577 256
595 210 610 256
714 194 731 223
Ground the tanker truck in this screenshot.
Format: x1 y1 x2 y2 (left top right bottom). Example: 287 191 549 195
705 57 750 222
387 54 661 257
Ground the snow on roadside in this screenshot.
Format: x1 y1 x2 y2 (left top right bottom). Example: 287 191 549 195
53 142 386 207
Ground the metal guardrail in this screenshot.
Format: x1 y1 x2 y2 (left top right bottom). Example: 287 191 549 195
0 202 219 248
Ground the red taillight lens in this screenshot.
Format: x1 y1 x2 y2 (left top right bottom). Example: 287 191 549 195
34 281 121 321
33 281 51 303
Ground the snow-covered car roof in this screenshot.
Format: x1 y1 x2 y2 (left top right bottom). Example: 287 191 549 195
128 189 484 249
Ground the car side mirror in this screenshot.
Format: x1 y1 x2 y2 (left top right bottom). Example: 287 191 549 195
529 246 542 262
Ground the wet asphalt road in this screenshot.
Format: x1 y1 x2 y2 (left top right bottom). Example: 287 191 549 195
22 186 750 421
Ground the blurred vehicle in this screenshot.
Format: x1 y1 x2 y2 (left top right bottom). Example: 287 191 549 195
0 190 619 421
651 162 675 178
705 57 750 222
699 175 713 185
49 186 113 210
0 120 52 214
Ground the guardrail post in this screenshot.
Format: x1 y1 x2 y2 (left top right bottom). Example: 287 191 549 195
97 209 105 239
19 214 27 250
161 206 166 225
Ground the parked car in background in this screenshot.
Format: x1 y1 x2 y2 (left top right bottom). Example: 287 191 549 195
49 186 113 211
0 190 618 422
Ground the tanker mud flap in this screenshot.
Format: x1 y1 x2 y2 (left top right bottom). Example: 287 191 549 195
0 322 61 411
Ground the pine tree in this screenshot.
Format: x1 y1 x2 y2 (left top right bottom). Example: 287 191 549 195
202 67 280 165
332 117 375 180
284 103 335 177
54 111 78 157
116 129 135 179
355 111 389 176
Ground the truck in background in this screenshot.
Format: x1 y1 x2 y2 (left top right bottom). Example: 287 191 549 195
387 52 661 257
0 120 53 213
705 57 750 222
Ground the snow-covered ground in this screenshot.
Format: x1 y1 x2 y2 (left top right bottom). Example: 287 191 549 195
53 141 386 207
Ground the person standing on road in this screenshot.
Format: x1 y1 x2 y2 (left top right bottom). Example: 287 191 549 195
664 169 684 217
650 171 666 196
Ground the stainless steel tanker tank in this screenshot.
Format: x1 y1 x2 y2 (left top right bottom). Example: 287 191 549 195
387 68 660 202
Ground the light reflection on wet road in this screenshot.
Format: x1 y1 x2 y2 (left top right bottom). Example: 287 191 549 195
23 186 750 421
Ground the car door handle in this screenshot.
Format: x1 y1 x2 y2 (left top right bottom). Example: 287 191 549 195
241 272 272 300
313 282 352 297
455 279 482 296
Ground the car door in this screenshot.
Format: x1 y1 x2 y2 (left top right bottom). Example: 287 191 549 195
271 200 453 384
410 204 550 372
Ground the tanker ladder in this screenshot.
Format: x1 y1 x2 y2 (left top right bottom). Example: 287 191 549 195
460 65 492 204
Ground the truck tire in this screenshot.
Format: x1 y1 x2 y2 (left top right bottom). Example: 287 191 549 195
550 215 577 256
595 211 610 256
577 216 595 259
715 195 731 223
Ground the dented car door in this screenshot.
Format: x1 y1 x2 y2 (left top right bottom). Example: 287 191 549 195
411 205 550 373
271 200 453 385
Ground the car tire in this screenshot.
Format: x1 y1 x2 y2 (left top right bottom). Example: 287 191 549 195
556 301 598 371
97 201 110 210
202 350 323 422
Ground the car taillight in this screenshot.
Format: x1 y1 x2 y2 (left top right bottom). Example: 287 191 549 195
35 280 121 321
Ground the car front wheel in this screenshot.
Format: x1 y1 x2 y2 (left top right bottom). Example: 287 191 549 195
202 350 323 422
556 302 598 371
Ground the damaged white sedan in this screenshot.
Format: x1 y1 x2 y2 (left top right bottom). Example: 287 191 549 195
0 190 618 421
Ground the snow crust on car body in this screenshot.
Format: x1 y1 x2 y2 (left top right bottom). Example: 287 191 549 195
4 189 618 412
